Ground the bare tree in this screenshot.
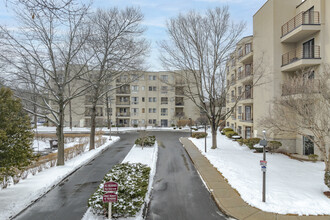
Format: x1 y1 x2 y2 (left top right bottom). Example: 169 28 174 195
159 7 246 149
261 69 330 189
0 3 93 165
82 7 149 150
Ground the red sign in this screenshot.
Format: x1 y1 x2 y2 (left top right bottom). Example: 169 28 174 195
104 182 118 192
103 192 118 203
260 160 267 166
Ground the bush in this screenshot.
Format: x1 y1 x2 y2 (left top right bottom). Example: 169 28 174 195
237 138 261 149
192 132 208 139
267 141 282 153
133 124 138 128
225 131 238 138
171 124 175 127
308 154 318 162
222 128 233 133
88 163 150 218
135 136 156 147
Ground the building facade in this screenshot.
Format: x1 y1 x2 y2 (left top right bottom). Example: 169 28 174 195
227 0 330 157
64 71 200 128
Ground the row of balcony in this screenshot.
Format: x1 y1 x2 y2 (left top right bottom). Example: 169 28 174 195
231 113 253 123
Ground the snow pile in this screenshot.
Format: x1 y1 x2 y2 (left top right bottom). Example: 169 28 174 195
189 131 330 215
0 136 120 220
82 143 158 220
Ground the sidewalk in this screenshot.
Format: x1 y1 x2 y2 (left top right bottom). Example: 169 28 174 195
180 138 330 220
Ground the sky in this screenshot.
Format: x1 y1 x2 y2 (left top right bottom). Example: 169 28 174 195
0 0 268 71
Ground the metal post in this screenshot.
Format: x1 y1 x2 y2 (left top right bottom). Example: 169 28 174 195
108 202 112 219
262 130 266 203
189 118 192 137
204 124 207 153
109 99 112 140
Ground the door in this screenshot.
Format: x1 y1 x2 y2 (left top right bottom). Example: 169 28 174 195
303 136 314 155
245 106 251 121
303 7 314 24
245 127 251 139
161 119 168 127
303 39 314 59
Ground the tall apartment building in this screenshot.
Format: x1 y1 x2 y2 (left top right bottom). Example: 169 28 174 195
227 0 330 157
64 71 200 127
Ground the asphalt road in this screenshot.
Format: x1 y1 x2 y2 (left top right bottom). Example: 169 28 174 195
14 132 138 220
146 131 228 220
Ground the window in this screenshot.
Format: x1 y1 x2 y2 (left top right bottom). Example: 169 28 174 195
131 85 139 92
245 106 252 121
141 119 145 124
245 85 252 99
142 108 145 113
148 108 152 113
245 64 252 76
148 119 152 124
153 108 156 113
131 97 138 104
238 86 242 95
161 97 168 104
141 86 145 91
303 7 315 24
149 97 152 102
142 97 145 102
132 108 139 116
131 119 139 125
303 136 314 155
161 108 168 116
245 43 252 54
238 106 242 119
153 97 157 102
238 47 243 58
149 86 157 91
245 127 251 139
153 119 156 124
160 75 168 82
238 126 242 135
231 90 235 102
238 67 242 78
149 75 156 80
161 86 168 94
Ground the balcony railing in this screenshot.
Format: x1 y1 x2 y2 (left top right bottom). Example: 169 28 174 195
175 102 184 106
116 112 130 117
240 113 253 122
116 89 130 94
282 45 320 66
116 101 130 105
281 11 320 37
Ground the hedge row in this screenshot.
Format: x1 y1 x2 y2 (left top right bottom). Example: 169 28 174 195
191 132 208 139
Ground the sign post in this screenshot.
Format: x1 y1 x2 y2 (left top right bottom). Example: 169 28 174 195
204 124 207 153
103 182 118 219
259 130 268 203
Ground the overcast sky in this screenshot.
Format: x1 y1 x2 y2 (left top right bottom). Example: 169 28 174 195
0 0 268 71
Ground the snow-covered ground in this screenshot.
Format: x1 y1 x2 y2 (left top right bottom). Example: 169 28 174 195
0 136 120 220
34 126 189 134
189 130 330 215
82 142 158 220
32 137 89 152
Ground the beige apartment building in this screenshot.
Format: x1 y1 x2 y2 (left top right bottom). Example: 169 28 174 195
227 0 330 157
63 71 200 128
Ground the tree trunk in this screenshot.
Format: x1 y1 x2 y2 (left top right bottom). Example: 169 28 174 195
105 93 110 129
211 123 217 149
56 106 65 166
69 100 72 130
325 151 330 189
33 103 37 128
89 103 96 150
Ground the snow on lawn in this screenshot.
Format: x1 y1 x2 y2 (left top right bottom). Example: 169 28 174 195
0 136 120 220
82 143 158 220
32 137 89 152
35 126 189 134
189 130 330 215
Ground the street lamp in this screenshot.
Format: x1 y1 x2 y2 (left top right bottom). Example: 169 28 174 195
259 130 268 203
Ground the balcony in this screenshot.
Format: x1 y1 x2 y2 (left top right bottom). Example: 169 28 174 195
116 89 130 95
281 45 321 72
239 48 253 64
116 101 130 105
240 113 253 123
240 92 253 104
281 11 320 43
116 112 130 117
